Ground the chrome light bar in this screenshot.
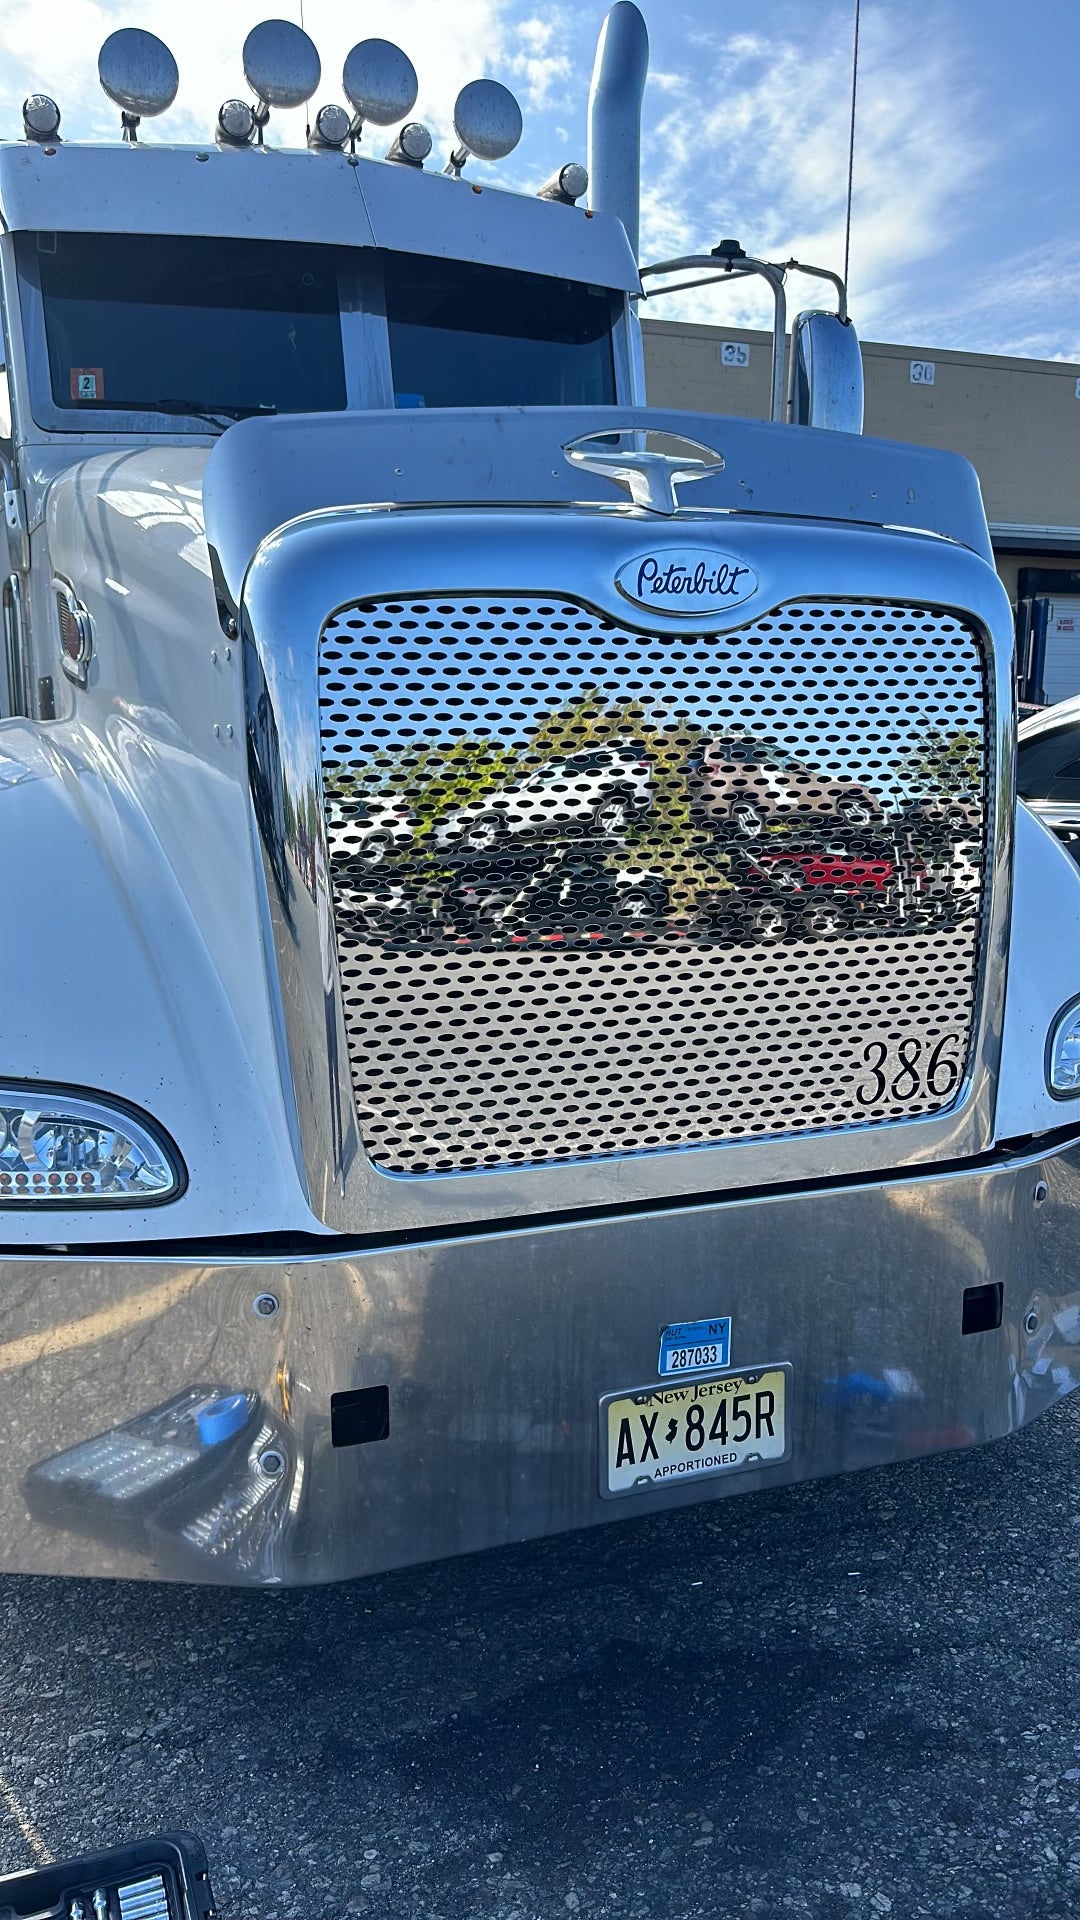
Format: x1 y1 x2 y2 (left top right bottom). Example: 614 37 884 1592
444 77 522 177
97 28 178 141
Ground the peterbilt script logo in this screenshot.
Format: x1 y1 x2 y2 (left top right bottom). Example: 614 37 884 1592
615 548 760 616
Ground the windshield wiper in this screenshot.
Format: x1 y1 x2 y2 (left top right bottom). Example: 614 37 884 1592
151 399 279 430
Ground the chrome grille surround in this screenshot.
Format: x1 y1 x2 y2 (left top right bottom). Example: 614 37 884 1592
319 594 989 1177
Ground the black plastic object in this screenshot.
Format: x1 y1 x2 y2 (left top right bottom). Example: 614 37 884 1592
331 1384 390 1448
962 1281 1004 1335
0 1832 216 1920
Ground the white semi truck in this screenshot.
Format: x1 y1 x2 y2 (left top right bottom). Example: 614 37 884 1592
2 6 1080 1585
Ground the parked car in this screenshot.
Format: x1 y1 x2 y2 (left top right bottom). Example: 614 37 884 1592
895 793 982 841
500 849 669 941
1017 695 1080 853
433 744 652 850
893 798 982 923
333 867 445 944
435 848 546 935
689 847 830 943
326 792 416 866
754 841 900 931
689 735 885 839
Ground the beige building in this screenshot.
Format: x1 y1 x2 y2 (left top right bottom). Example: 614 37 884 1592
642 319 1080 701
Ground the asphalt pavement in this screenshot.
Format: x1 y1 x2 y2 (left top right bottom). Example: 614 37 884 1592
0 1396 1078 1920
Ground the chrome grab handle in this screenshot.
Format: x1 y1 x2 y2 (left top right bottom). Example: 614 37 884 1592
563 429 724 515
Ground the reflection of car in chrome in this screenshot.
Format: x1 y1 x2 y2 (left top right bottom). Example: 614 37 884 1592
895 800 981 920
689 736 884 839
691 848 812 942
755 843 899 928
327 793 416 866
897 794 981 840
437 850 544 932
502 850 668 936
434 744 652 850
334 869 443 943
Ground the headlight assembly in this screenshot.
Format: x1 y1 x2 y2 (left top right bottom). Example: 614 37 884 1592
0 1085 183 1204
1047 997 1080 1097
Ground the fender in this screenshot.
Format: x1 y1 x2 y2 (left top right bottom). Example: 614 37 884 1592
0 720 313 1243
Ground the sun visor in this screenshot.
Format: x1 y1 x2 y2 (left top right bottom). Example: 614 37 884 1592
0 142 375 245
203 405 995 616
0 143 636 290
351 153 640 292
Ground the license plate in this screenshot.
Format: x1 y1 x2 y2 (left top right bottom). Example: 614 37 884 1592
600 1365 790 1497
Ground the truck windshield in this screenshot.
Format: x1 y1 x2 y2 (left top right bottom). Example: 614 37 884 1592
383 254 617 408
23 232 347 421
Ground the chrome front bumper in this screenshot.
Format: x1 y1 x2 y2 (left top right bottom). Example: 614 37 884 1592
2 1143 1079 1585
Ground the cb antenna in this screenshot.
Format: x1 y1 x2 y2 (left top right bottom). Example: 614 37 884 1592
843 0 861 293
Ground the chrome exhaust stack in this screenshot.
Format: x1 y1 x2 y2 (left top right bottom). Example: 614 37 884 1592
587 1 649 260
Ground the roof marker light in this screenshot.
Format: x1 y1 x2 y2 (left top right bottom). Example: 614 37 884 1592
22 94 62 141
98 28 179 142
444 78 522 178
385 121 432 167
342 39 418 150
538 161 589 204
309 102 351 150
217 98 256 144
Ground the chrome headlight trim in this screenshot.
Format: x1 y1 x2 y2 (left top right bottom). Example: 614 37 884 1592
0 1083 186 1206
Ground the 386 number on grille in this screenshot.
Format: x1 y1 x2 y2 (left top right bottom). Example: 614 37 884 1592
857 1033 964 1106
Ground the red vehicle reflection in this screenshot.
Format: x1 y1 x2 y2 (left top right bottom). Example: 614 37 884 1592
755 843 898 927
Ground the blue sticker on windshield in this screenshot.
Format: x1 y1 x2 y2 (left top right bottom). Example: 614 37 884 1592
658 1318 731 1378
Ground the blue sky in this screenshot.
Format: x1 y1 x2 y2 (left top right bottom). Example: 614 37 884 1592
2 0 1077 361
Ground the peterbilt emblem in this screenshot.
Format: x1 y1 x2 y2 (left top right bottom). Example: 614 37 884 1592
615 548 759 616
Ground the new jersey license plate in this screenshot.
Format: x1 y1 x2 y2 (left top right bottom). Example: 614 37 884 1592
600 1366 790 1497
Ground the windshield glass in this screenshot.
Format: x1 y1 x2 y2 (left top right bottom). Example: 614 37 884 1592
383 253 617 408
22 232 347 422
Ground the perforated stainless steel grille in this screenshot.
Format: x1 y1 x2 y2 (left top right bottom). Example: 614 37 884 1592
319 595 989 1175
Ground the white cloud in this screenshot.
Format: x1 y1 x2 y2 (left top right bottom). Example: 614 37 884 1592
507 13 574 110
636 8 992 347
912 240 1080 364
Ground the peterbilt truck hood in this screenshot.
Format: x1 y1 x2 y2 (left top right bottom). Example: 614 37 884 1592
17 408 1017 1247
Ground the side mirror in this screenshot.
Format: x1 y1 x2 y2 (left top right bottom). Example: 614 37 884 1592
789 310 864 434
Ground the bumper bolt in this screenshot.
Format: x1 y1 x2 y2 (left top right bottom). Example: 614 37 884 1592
253 1292 279 1318
1024 1310 1040 1335
257 1448 286 1479
1033 1179 1049 1207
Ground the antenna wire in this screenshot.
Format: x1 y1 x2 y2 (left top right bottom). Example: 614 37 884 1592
843 0 861 293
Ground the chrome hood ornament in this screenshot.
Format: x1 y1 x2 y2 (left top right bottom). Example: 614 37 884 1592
563 430 725 514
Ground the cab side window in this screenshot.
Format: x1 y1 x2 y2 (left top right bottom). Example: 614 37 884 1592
1017 731 1080 800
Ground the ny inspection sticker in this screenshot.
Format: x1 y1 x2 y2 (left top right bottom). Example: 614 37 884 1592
599 1366 791 1498
658 1316 731 1378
